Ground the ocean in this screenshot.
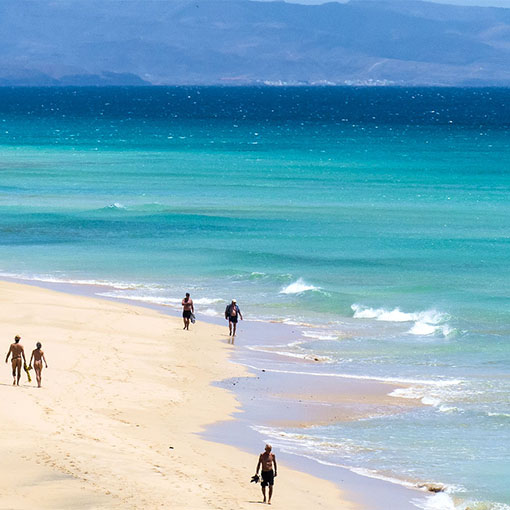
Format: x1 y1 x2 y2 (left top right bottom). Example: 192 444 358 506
0 86 509 510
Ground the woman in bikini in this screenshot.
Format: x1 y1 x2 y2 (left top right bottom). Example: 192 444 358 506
29 342 48 388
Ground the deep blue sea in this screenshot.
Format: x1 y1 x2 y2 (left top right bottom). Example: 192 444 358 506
0 87 509 510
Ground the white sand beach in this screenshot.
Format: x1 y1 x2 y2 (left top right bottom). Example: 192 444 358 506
0 280 360 510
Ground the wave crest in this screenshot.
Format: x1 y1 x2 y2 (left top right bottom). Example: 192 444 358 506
280 278 319 295
351 304 454 337
104 202 126 210
193 297 224 305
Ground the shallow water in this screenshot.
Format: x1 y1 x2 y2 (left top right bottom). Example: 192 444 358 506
1 86 509 509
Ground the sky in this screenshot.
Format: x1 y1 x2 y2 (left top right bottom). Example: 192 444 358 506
275 0 510 7
425 0 510 5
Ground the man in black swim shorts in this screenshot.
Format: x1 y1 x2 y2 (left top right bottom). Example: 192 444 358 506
224 299 243 337
181 293 194 331
255 444 277 504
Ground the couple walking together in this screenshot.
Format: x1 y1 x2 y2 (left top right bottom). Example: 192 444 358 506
182 294 243 336
5 335 48 387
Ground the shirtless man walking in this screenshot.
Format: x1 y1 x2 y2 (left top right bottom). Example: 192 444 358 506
255 444 278 504
29 342 48 388
181 292 194 331
5 335 26 386
225 299 243 337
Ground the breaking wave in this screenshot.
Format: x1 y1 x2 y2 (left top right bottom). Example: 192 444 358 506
351 304 454 337
280 278 320 295
105 202 126 210
193 297 224 305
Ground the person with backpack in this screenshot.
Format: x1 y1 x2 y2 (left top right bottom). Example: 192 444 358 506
225 299 243 336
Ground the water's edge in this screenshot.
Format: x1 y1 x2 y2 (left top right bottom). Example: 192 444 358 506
2 275 431 510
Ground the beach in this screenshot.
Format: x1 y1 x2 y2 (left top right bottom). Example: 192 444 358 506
0 279 360 509
1 86 509 510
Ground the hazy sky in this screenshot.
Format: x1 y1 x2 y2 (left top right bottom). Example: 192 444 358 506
275 0 510 7
425 0 510 5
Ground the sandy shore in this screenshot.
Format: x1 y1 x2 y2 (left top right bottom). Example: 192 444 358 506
0 280 360 510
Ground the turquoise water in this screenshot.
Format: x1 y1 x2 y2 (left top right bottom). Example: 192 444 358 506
1 87 509 509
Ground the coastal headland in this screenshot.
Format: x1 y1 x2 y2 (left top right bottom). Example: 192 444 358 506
0 280 359 509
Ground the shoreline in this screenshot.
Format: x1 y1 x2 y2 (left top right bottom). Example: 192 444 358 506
0 275 432 510
0 278 362 509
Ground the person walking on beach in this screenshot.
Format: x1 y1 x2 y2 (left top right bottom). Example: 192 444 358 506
5 335 26 386
182 292 194 330
225 299 243 336
255 444 277 504
29 342 48 388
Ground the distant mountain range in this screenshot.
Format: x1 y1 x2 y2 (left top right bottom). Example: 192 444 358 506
1 0 510 86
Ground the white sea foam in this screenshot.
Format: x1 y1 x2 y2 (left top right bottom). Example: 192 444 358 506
253 425 371 457
487 411 510 418
0 271 156 291
280 278 319 295
351 304 454 337
412 493 510 510
413 492 457 510
302 331 338 341
200 308 219 317
409 321 439 336
97 292 181 307
245 345 333 363
348 466 418 489
438 405 461 413
352 304 445 324
409 321 454 337
105 202 126 209
99 292 224 310
242 363 463 387
193 297 224 305
390 387 423 400
421 396 443 407
389 383 465 409
281 318 313 327
286 340 307 348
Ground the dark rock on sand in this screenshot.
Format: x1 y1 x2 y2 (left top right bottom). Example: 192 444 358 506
417 482 445 493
